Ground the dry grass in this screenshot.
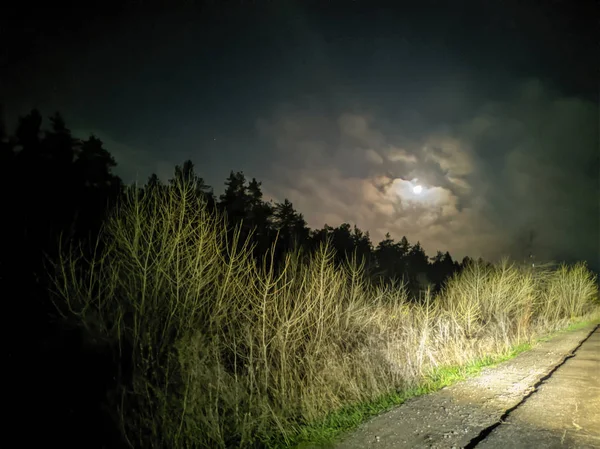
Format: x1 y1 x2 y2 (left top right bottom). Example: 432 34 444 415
50 182 600 448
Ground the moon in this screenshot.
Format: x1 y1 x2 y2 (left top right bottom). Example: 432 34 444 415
413 185 423 194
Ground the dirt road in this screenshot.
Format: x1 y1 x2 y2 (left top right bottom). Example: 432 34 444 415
477 325 600 449
329 324 600 449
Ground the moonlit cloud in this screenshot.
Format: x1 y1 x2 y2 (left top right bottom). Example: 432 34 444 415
365 149 384 165
257 79 598 265
386 148 418 164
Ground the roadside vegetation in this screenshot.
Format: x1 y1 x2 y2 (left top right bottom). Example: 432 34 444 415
50 180 600 448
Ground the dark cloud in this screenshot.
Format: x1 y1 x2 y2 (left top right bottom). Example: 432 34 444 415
2 0 597 268
257 79 598 267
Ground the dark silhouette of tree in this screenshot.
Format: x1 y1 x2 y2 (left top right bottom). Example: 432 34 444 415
374 232 394 279
218 170 260 256
170 159 215 209
7 111 123 258
1 109 125 449
372 234 413 287
245 178 274 256
272 198 309 256
15 108 42 151
308 223 374 271
147 173 161 189
405 241 430 297
72 135 123 242
331 223 354 264
219 170 250 225
310 224 333 249
138 160 480 292
351 225 374 273
44 113 76 166
398 236 410 258
476 257 494 269
395 236 411 280
430 250 458 292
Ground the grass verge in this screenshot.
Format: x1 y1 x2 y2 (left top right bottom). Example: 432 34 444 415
286 318 600 449
278 342 532 449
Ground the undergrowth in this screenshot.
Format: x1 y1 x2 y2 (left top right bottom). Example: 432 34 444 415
50 181 600 448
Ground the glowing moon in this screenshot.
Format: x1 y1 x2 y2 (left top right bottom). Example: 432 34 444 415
413 185 423 194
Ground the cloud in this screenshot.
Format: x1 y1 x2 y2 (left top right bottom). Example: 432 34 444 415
256 79 599 268
386 147 418 164
423 136 473 177
365 149 384 165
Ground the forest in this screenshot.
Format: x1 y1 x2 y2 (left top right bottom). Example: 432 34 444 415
2 110 597 448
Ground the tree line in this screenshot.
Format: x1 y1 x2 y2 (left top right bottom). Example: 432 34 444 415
146 161 476 295
1 109 484 302
0 109 486 447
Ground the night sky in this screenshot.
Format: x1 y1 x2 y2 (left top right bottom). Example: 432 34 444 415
2 0 598 269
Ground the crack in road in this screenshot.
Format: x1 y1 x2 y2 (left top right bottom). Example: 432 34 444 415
332 324 599 449
464 324 600 449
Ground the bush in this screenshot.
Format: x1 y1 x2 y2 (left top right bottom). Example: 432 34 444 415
50 181 600 448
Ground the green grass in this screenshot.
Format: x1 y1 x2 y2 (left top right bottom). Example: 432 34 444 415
536 317 600 343
423 342 532 389
560 317 599 332
281 319 600 449
276 341 533 449
284 319 600 449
